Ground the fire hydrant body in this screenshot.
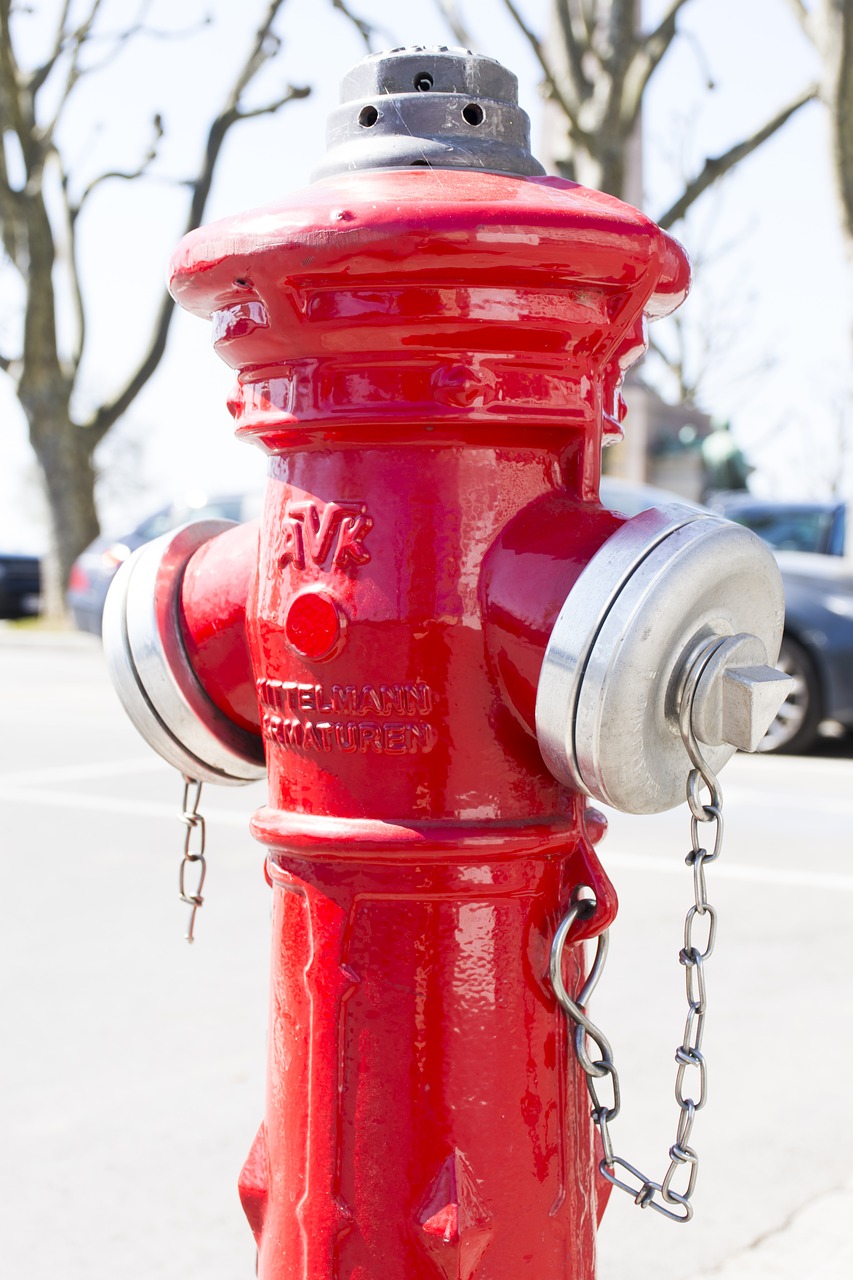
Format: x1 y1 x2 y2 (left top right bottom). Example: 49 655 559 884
104 48 788 1280
172 160 678 1276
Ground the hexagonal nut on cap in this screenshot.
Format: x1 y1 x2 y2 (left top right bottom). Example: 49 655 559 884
690 634 794 753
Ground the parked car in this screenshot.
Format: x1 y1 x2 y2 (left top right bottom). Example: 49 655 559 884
765 551 853 752
600 478 853 754
67 492 262 634
0 552 41 619
710 493 846 557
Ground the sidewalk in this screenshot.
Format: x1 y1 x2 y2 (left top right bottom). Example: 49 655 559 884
687 1179 853 1279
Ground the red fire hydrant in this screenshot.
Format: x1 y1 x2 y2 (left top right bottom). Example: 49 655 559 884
104 48 790 1278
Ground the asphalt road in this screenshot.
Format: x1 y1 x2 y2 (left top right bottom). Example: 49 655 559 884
2 629 852 1279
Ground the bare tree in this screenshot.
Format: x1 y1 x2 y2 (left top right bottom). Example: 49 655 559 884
437 1 818 225
786 2 853 261
0 0 311 616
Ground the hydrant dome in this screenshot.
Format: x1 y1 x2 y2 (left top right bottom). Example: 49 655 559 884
168 170 690 443
169 169 690 322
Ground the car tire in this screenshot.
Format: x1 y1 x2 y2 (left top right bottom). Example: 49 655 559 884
758 635 822 754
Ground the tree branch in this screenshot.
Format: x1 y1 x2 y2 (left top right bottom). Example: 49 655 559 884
43 3 214 137
225 0 289 106
783 0 810 37
553 0 592 105
620 0 692 130
0 139 24 265
42 0 105 143
647 323 701 405
0 2 30 151
642 0 694 51
0 6 63 383
657 82 818 229
51 149 86 374
236 83 310 121
83 0 303 442
330 0 376 51
433 0 474 49
70 113 164 218
833 0 853 243
27 0 73 96
574 0 595 47
84 3 215 51
500 0 582 130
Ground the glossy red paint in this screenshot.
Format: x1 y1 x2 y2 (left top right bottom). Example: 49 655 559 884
168 165 690 1278
243 823 609 1280
283 590 344 662
178 519 261 735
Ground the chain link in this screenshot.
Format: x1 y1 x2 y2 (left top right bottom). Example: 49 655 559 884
178 776 207 944
550 650 724 1224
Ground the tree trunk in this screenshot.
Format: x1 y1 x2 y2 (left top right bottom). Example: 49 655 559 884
538 0 640 195
27 411 99 620
799 0 853 414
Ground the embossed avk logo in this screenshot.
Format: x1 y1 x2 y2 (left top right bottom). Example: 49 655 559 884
279 499 373 571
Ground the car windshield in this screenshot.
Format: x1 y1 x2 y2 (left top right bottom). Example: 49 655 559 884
135 497 246 541
727 508 835 555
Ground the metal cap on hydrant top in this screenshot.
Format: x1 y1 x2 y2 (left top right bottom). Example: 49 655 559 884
101 43 792 1280
313 45 546 180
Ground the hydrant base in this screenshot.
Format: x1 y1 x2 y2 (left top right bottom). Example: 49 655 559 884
241 816 614 1280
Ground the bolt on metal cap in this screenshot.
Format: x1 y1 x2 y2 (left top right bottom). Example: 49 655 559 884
312 46 545 181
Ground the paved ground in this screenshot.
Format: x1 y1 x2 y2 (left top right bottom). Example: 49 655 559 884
595 729 853 1280
2 627 852 1278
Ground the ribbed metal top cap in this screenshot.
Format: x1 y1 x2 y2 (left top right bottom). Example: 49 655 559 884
312 46 545 181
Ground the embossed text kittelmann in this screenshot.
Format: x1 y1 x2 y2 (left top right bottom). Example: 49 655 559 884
257 678 436 754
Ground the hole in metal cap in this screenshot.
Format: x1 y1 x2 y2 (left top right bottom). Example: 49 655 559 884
358 105 379 127
462 102 484 126
413 71 433 91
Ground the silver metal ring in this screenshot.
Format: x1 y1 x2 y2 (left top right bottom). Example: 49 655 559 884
102 520 266 785
535 505 702 803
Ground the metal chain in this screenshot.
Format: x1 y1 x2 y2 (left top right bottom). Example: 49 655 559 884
178 776 207 944
550 654 724 1224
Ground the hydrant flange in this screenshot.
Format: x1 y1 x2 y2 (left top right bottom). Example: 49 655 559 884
536 506 789 813
103 520 267 785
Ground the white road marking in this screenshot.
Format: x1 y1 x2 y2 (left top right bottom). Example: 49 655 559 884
0 757 168 786
0 787 255 827
0 784 849 888
604 850 853 893
724 783 853 817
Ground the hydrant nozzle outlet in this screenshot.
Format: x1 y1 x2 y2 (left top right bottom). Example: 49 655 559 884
536 506 788 814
